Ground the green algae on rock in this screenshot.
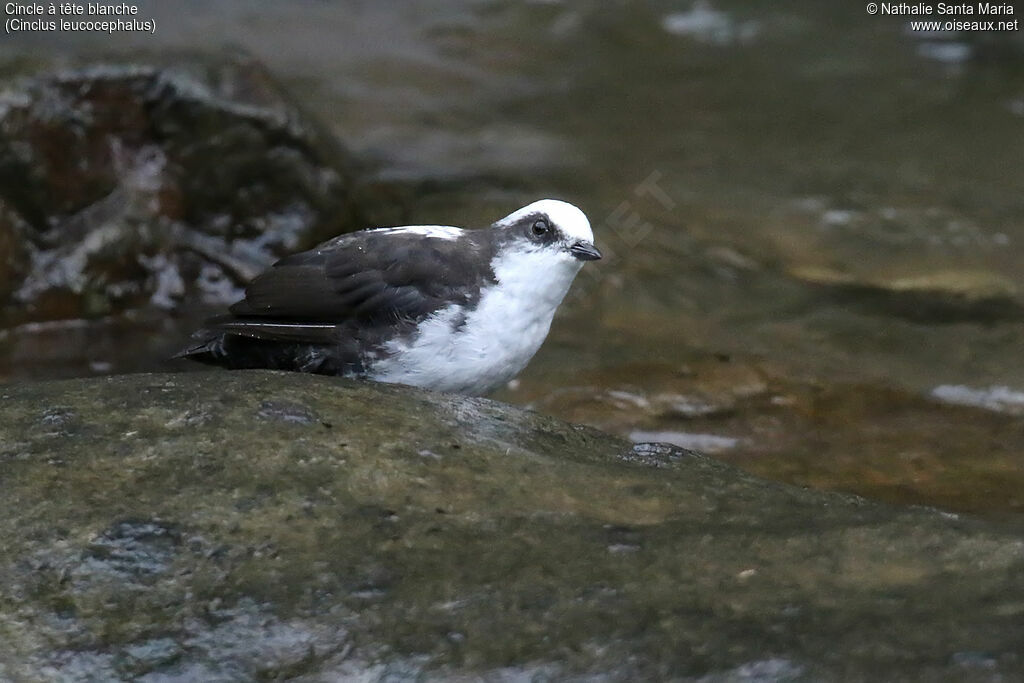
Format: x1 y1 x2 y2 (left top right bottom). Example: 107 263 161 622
1 371 1024 680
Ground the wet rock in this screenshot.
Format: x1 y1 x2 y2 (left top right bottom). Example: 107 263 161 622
2 371 1024 680
73 520 182 598
0 54 359 325
256 399 321 425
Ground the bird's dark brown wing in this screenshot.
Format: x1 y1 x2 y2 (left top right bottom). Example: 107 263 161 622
221 228 496 342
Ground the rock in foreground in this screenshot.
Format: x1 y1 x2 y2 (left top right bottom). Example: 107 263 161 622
0 371 1022 681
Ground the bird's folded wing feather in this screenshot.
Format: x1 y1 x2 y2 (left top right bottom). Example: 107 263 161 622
218 231 494 342
198 316 341 345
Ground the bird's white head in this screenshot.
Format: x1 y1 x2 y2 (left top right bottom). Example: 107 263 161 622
492 199 602 264
485 199 601 318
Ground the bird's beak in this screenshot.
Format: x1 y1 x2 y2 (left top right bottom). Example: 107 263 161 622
569 240 602 261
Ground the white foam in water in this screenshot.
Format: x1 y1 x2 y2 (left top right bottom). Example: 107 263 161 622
930 385 1024 415
661 2 758 45
629 430 740 453
916 41 971 65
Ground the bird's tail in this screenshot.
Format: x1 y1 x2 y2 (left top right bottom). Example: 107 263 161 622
172 329 225 364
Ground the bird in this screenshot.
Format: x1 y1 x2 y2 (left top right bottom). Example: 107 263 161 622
176 199 602 395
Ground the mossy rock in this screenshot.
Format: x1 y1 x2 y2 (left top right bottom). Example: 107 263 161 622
0 371 1022 680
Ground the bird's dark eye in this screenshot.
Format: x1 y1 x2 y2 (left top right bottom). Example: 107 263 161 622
531 219 550 237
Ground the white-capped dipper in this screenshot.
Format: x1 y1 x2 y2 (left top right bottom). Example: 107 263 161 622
176 199 602 395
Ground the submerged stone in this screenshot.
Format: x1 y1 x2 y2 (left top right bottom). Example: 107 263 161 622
0 371 1023 680
789 265 1024 322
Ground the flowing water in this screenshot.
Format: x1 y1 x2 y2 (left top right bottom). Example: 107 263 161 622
3 0 1024 519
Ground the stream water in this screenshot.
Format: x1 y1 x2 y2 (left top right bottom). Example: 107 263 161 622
3 0 1024 520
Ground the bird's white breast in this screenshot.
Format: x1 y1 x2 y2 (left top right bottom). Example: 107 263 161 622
368 246 584 395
